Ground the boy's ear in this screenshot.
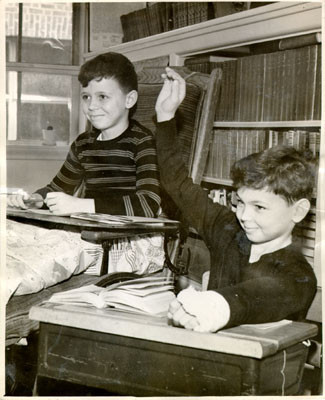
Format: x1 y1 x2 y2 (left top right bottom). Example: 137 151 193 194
125 90 138 109
292 198 310 223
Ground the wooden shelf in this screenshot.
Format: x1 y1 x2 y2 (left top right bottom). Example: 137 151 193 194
213 121 321 129
202 176 232 186
83 2 321 64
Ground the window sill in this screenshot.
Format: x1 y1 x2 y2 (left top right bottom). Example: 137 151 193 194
7 142 69 161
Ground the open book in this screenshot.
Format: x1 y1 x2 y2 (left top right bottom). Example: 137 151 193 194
46 276 175 317
70 212 179 226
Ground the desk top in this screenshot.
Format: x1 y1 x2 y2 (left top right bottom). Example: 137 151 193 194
7 209 180 236
29 302 317 359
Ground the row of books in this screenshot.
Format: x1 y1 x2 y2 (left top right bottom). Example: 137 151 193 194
213 44 322 122
184 55 236 74
185 44 321 122
120 3 215 42
204 129 321 181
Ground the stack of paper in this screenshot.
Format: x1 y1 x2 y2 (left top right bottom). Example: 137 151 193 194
70 212 178 226
47 276 175 317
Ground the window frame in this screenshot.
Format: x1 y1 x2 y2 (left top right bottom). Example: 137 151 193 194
6 3 87 161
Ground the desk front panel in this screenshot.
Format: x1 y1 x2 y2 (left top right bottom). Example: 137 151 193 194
37 323 308 396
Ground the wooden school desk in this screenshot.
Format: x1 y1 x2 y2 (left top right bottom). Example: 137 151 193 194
29 303 318 396
7 209 182 275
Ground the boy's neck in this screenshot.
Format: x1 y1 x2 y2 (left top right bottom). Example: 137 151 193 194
249 234 292 263
99 118 129 141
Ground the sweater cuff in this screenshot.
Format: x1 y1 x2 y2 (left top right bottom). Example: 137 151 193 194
216 286 248 328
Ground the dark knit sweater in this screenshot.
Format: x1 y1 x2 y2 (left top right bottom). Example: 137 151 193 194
36 120 161 217
156 118 317 328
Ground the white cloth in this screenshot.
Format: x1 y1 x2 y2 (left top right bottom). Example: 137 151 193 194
6 219 99 302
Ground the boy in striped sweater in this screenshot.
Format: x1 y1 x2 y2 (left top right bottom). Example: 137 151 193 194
8 52 161 217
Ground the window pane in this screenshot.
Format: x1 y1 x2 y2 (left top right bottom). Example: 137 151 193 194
5 3 19 62
6 71 74 144
22 3 73 64
6 3 73 65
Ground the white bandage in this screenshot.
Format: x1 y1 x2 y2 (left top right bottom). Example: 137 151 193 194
177 286 230 332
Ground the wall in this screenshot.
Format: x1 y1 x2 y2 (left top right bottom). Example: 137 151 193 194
7 159 64 194
89 2 146 51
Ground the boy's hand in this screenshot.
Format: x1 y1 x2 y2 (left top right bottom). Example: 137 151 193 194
168 298 200 331
169 287 231 333
7 191 43 210
155 67 186 122
45 192 95 216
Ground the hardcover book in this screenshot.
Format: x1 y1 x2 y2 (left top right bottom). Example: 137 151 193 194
46 275 175 317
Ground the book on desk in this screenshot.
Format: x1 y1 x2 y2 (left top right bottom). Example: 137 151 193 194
45 275 175 316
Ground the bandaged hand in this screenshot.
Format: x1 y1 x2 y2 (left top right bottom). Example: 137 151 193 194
167 298 200 331
169 286 231 333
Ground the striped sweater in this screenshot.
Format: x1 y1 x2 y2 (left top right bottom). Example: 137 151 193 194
36 120 161 217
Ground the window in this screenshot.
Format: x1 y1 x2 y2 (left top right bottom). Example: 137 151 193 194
5 3 83 147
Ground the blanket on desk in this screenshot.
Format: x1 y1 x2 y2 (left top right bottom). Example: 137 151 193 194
6 219 99 303
6 220 166 304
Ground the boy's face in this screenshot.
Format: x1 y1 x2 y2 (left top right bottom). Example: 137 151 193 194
81 77 135 135
236 186 297 246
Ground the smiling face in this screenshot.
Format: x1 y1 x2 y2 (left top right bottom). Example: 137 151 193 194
236 186 299 249
81 77 137 138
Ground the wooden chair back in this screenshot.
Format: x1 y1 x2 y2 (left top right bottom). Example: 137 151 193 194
134 66 222 184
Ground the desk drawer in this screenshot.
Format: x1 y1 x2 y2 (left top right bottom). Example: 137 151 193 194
37 323 308 396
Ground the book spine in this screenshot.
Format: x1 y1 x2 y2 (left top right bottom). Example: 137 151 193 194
284 49 296 121
213 62 223 120
221 130 229 179
234 59 243 121
226 60 237 121
279 32 321 50
294 46 308 120
252 54 265 122
120 14 129 43
270 52 279 121
304 45 318 120
228 130 237 179
313 44 321 120
279 50 288 121
262 53 276 121
242 56 252 121
274 51 285 121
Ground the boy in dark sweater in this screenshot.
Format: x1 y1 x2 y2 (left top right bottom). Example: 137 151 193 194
8 52 161 217
155 67 317 332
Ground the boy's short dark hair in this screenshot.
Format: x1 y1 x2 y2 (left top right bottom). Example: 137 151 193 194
230 145 316 203
78 52 138 93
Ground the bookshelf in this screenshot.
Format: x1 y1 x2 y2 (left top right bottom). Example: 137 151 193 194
83 2 321 64
83 1 323 322
213 121 321 128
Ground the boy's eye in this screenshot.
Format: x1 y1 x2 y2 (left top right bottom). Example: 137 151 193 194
236 199 243 206
255 205 266 211
81 94 90 101
98 94 109 101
